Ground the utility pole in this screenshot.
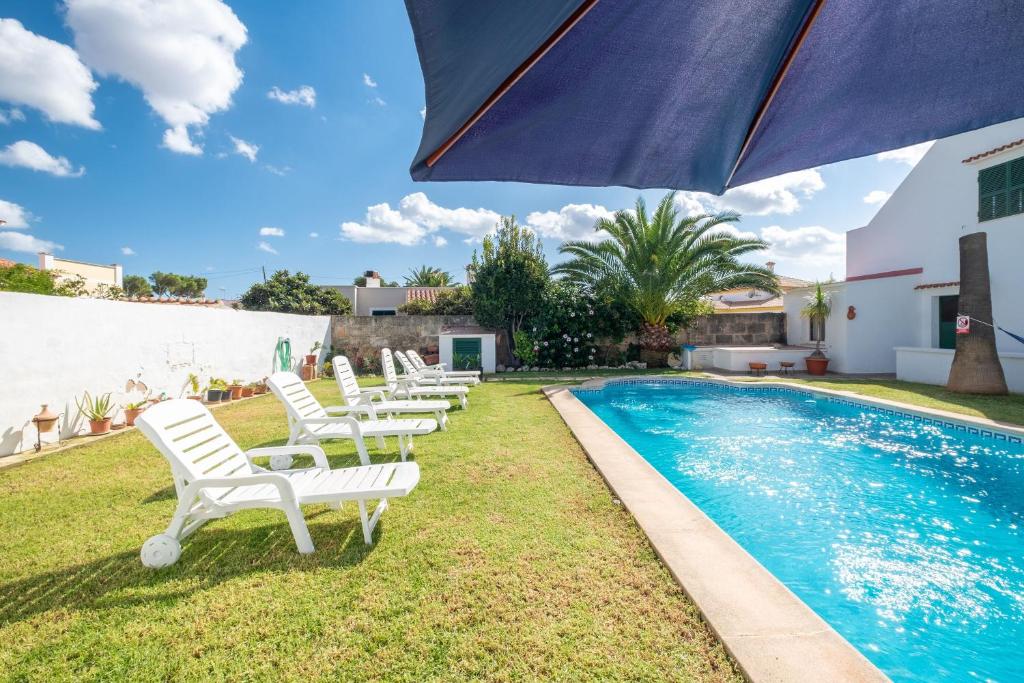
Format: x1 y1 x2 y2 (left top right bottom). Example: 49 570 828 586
262 265 266 283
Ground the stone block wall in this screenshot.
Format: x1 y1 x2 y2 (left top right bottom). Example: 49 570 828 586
679 312 787 346
331 315 512 366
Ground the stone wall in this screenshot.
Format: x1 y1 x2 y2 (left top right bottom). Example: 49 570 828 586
678 312 786 346
331 315 512 365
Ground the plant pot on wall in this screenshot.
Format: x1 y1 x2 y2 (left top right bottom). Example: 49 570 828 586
206 389 224 402
124 408 144 427
241 386 255 398
305 354 318 366
88 418 112 435
228 385 243 400
805 356 830 375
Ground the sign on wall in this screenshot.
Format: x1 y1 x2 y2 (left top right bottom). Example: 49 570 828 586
956 315 971 335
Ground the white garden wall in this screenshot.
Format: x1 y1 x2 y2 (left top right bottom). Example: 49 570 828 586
0 292 330 457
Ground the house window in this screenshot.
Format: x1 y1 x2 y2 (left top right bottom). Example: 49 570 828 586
938 295 959 349
370 308 396 316
809 318 825 343
978 156 1024 222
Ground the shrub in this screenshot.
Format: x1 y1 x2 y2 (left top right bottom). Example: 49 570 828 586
240 270 353 315
397 286 473 315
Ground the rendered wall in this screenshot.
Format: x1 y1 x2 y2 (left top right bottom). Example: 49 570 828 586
0 292 330 457
896 347 1024 393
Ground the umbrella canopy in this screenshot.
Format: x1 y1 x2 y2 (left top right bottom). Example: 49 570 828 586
405 0 1024 193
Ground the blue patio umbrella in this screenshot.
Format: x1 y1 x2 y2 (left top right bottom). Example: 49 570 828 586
405 1 1024 193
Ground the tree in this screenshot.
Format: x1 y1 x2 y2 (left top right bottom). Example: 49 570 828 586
398 285 473 315
800 283 832 359
554 192 777 349
149 271 181 296
148 271 207 298
471 216 549 355
0 263 58 295
123 274 152 297
947 232 1007 394
404 265 455 287
240 270 353 315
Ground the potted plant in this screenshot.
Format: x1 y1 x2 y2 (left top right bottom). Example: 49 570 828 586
186 373 203 401
206 378 227 403
253 378 268 395
227 379 244 400
76 391 116 435
241 382 255 398
123 399 148 427
801 283 832 375
306 341 322 366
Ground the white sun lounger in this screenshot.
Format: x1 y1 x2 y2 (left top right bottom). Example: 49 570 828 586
267 372 437 464
406 349 481 385
332 355 451 430
395 350 474 390
135 399 420 567
382 348 469 409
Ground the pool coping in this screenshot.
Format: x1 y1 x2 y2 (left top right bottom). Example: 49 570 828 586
544 378 891 683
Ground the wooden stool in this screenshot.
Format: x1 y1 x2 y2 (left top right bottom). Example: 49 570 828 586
779 361 795 376
748 362 767 377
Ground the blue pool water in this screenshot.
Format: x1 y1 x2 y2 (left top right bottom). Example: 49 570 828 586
575 380 1024 682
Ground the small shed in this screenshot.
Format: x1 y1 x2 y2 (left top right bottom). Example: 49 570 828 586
439 325 497 374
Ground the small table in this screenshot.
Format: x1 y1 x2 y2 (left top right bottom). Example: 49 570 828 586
779 361 795 376
748 362 767 377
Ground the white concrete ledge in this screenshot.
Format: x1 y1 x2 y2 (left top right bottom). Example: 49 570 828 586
545 383 889 683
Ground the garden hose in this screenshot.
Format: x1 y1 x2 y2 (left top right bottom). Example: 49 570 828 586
274 337 292 372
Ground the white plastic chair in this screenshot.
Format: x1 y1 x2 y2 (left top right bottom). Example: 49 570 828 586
395 350 470 387
135 399 420 567
406 349 481 385
382 348 469 409
332 356 451 430
267 372 437 464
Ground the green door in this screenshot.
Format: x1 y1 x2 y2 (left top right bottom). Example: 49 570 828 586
938 295 959 350
452 337 482 370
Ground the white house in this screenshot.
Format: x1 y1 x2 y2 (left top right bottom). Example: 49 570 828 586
783 118 1024 390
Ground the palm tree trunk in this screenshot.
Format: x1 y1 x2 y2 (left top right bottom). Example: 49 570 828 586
947 232 1007 394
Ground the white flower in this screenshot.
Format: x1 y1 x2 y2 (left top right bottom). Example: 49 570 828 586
574 347 579 352
570 312 575 317
573 337 578 342
543 341 549 346
586 332 592 338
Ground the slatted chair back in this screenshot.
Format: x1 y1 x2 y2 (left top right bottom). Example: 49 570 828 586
332 356 363 405
268 372 329 431
406 350 428 370
136 399 252 495
394 350 418 377
381 348 401 393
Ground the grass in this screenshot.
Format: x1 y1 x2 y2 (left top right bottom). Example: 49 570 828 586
0 379 741 682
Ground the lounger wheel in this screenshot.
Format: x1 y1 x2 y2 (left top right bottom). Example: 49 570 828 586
141 534 181 568
269 454 294 471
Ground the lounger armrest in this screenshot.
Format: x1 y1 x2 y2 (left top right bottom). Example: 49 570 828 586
298 415 363 437
324 405 365 415
356 388 388 402
182 473 296 502
245 445 329 469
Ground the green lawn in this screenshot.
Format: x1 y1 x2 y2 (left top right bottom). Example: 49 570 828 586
0 379 741 682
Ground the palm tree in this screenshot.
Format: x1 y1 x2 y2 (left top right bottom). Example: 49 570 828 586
554 192 778 348
947 232 1007 394
800 283 832 358
404 265 454 287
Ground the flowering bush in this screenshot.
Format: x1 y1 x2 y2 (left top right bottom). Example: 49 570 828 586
516 283 629 368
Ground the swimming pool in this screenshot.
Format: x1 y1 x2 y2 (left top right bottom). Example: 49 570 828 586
574 379 1024 683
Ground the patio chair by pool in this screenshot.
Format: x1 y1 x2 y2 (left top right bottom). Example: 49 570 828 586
383 349 469 409
135 399 420 567
267 372 437 463
395 350 471 388
333 355 451 430
406 349 481 385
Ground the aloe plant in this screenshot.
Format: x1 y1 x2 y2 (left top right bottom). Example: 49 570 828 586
76 391 115 422
187 373 201 395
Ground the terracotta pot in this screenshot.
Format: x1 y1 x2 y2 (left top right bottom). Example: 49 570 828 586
805 356 830 375
305 354 318 365
124 408 144 426
241 387 255 398
88 418 112 435
34 404 59 433
188 395 202 401
228 385 243 400
254 386 267 395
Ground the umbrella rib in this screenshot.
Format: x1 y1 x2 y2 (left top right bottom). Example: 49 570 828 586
425 0 600 168
724 0 827 189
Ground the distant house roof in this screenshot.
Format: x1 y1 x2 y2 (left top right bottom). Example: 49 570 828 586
962 138 1024 164
0 258 18 268
777 274 811 290
711 295 784 312
123 296 229 307
914 281 959 290
406 287 443 303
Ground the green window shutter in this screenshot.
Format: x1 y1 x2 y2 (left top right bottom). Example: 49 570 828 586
978 162 1008 222
1009 157 1024 217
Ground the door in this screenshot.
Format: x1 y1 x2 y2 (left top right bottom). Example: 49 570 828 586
938 295 959 350
452 337 482 370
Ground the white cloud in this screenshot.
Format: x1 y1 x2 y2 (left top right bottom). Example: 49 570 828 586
65 0 247 155
308 232 318 238
876 141 934 166
257 241 277 254
0 140 85 177
433 235 447 247
340 202 428 246
0 199 31 228
759 224 846 279
363 73 377 88
863 190 891 205
368 96 386 107
399 192 500 240
259 226 284 237
264 164 290 176
420 107 426 120
121 246 135 255
526 203 614 241
267 85 315 107
677 169 825 217
0 108 27 125
230 135 259 162
0 19 99 130
0 231 62 253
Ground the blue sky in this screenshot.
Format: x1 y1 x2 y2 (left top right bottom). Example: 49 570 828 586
0 1 929 297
